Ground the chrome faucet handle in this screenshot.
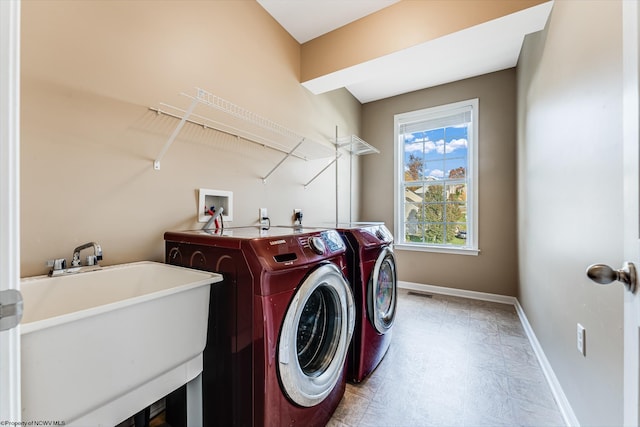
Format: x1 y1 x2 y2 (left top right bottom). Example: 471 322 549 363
46 258 66 270
46 258 67 276
86 255 99 266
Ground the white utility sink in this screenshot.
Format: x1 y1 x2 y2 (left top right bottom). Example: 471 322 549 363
20 261 221 426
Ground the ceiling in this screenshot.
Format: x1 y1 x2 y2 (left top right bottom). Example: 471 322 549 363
256 0 401 44
257 0 553 103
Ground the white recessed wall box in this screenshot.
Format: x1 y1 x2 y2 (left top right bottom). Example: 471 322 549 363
198 189 233 223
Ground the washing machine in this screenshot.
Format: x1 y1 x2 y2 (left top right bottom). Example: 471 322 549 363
337 223 397 383
163 226 355 427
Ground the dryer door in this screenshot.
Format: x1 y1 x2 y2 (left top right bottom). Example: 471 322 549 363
278 263 355 408
368 246 397 334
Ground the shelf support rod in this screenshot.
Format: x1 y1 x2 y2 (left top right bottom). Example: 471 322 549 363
304 154 342 189
335 126 339 227
153 96 199 170
262 139 304 183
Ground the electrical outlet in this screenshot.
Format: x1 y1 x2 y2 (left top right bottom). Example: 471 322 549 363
259 208 268 228
577 323 586 356
293 209 302 225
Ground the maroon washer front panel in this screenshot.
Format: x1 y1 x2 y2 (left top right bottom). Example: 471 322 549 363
163 226 350 427
339 224 397 383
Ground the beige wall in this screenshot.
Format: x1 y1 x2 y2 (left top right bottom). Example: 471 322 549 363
361 69 518 296
301 0 548 83
20 0 361 277
517 1 623 425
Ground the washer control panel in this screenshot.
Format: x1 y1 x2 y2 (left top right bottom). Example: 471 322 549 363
321 230 346 252
166 227 347 271
297 230 345 256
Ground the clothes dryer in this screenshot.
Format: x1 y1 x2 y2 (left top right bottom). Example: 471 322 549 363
337 223 397 383
163 226 355 427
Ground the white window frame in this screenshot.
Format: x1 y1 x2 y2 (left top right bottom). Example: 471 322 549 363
393 98 479 256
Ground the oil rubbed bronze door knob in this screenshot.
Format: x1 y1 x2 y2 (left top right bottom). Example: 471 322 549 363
586 262 637 293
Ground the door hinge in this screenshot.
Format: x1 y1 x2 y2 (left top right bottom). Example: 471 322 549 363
0 289 23 331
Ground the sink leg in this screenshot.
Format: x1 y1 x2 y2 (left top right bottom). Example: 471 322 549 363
186 372 203 426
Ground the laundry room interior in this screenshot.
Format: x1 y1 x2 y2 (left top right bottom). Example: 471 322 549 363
3 0 635 426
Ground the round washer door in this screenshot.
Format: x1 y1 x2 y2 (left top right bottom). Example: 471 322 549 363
278 262 355 408
367 246 397 334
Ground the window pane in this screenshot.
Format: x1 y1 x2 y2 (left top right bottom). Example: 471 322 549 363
424 223 444 244
446 184 466 202
445 159 466 179
424 161 445 180
405 223 424 243
425 203 444 222
446 223 467 245
423 183 444 202
404 151 423 182
424 128 445 161
404 203 422 222
445 126 468 156
405 185 424 203
446 202 466 224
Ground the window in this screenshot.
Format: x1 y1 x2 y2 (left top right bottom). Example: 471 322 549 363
394 99 478 255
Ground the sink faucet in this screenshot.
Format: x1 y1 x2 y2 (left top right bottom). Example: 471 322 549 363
72 242 103 267
47 242 103 277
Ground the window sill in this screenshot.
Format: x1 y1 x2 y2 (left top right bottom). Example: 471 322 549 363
395 243 480 256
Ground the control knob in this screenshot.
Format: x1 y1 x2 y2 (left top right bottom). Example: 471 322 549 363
308 236 326 255
168 247 183 265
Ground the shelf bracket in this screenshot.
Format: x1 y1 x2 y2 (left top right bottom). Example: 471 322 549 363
262 139 305 183
304 154 342 189
153 93 202 170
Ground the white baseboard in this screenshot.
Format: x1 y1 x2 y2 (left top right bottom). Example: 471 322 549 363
513 299 580 427
399 280 517 305
398 280 580 427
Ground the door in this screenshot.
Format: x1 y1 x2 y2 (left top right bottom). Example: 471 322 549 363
368 246 397 334
0 0 22 421
278 263 355 407
623 1 640 425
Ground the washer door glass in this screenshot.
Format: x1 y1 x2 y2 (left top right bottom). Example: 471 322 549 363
368 247 397 334
297 286 339 376
278 263 355 408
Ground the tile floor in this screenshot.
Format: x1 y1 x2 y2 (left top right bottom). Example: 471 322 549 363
327 288 566 427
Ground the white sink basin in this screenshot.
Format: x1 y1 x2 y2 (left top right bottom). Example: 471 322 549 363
20 261 221 426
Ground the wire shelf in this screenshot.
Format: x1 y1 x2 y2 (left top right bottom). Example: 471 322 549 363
152 87 335 171
186 89 302 143
334 135 380 155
